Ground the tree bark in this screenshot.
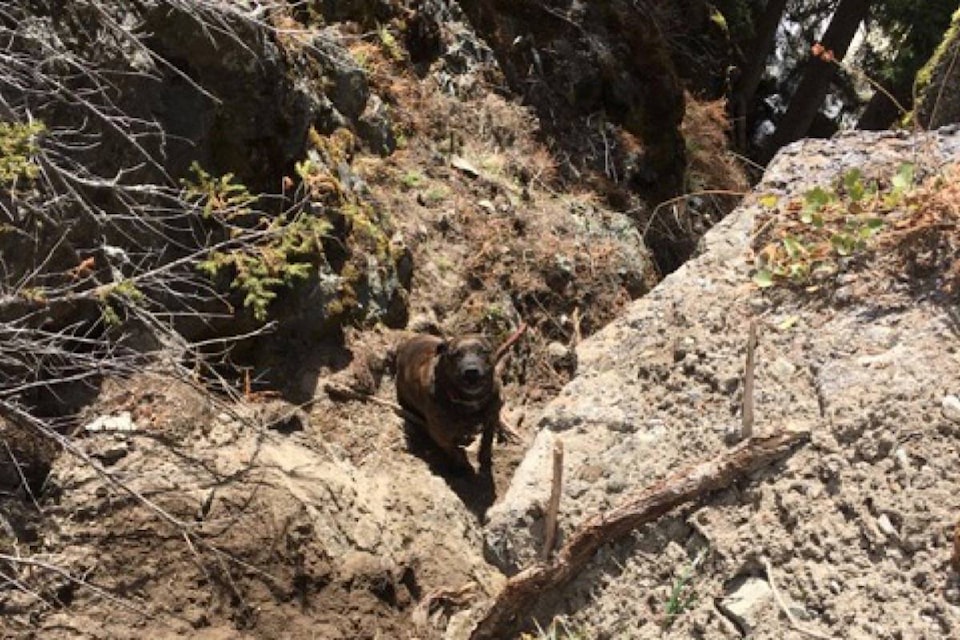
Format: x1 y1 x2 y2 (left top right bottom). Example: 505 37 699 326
733 0 789 149
764 0 871 160
856 82 911 130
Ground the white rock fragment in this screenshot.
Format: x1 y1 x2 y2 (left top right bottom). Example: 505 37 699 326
771 357 797 380
718 576 774 635
83 411 137 433
450 155 480 178
893 447 911 470
876 513 898 538
941 395 960 423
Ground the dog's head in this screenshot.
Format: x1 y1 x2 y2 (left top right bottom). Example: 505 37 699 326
435 335 495 399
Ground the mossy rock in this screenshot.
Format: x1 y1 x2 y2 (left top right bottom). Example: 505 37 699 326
913 8 960 128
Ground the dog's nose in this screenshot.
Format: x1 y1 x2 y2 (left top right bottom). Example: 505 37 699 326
463 368 481 384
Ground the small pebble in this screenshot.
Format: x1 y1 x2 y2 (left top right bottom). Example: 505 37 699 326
876 514 897 537
941 395 960 423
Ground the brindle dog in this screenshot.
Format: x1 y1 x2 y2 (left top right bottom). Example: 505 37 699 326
395 334 501 472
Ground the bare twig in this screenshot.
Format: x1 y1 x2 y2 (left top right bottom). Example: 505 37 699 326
541 439 564 561
764 559 835 640
1 439 41 511
470 429 811 639
0 567 53 610
323 381 426 426
412 582 478 628
0 553 160 623
569 307 583 347
951 520 960 573
640 189 748 238
494 322 529 364
741 320 758 439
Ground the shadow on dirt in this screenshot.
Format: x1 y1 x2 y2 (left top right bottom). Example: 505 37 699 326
402 421 496 520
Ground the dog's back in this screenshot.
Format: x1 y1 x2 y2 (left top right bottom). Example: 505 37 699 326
394 333 500 471
395 334 443 416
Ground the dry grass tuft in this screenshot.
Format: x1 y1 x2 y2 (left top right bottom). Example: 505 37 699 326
881 163 960 294
681 93 749 196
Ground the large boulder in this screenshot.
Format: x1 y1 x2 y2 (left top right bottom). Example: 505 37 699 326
484 128 960 638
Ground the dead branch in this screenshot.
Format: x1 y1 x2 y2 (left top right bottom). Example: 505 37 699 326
323 380 427 426
495 322 528 364
741 320 758 439
412 582 478 628
469 428 811 640
0 553 161 624
569 307 583 347
541 439 564 561
764 559 835 640
0 401 283 589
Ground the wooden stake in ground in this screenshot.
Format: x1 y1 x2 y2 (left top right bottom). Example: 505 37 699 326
541 440 564 560
469 428 810 640
952 520 960 572
741 320 758 439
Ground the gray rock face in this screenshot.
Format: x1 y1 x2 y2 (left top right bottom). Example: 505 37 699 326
485 128 960 638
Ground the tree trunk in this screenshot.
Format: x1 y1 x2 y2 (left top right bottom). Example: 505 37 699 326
764 0 871 160
856 82 911 130
732 0 789 150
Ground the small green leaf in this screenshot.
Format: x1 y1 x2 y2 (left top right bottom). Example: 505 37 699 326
831 234 853 256
842 168 862 188
803 186 832 212
842 168 865 201
892 163 915 193
753 268 775 288
782 236 805 258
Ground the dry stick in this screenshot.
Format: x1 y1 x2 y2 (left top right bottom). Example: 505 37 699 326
741 320 758 439
412 582 478 628
569 308 583 347
1 402 282 590
494 322 528 443
951 520 960 573
541 440 564 561
0 554 157 622
0 567 53 610
323 381 426 426
764 559 835 640
469 428 811 640
495 322 529 364
1 439 41 512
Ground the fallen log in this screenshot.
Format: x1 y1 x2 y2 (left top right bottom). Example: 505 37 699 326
469 428 811 639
